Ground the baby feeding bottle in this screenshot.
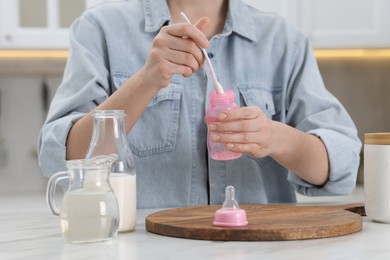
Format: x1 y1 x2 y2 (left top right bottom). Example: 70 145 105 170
86 110 137 232
46 155 119 243
206 90 242 160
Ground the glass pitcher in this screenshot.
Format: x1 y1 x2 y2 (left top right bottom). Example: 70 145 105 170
46 154 119 243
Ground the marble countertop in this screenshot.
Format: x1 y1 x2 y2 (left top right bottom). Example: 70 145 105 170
1 188 390 260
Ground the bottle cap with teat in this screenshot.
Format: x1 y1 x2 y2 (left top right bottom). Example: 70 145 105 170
213 185 248 227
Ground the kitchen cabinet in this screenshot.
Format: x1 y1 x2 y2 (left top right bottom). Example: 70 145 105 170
300 0 390 48
243 0 390 48
0 0 118 49
0 77 61 193
0 0 389 49
243 0 298 25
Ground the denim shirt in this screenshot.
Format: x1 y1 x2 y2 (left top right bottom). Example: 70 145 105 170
38 0 362 209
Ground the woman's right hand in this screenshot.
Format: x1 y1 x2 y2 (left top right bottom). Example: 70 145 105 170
139 17 210 90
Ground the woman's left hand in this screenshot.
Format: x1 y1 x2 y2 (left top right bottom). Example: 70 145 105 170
207 106 277 158
207 105 330 186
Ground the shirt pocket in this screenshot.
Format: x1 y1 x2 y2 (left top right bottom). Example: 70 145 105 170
112 73 182 157
237 83 276 119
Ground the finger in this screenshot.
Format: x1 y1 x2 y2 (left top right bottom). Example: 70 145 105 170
166 38 205 68
209 132 262 144
166 61 194 78
193 17 210 67
162 47 201 73
157 24 206 69
194 17 210 36
225 143 268 158
208 119 261 133
217 106 263 121
163 23 209 49
151 35 203 76
153 55 193 79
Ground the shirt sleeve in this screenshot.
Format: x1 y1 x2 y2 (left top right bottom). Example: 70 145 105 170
38 12 111 178
285 35 362 196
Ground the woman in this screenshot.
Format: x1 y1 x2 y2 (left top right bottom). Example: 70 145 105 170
39 0 361 208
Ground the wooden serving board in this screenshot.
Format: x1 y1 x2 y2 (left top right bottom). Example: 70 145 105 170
145 203 365 241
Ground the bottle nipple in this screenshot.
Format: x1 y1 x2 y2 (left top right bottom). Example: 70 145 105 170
222 185 239 209
213 185 248 227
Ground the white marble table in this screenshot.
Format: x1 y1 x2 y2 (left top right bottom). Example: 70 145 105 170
1 190 390 260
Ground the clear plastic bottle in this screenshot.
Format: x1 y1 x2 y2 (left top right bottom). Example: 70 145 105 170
86 110 137 232
206 90 242 160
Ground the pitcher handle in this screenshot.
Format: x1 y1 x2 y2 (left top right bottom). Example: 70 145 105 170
46 171 68 216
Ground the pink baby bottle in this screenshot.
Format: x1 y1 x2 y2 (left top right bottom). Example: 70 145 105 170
206 90 242 160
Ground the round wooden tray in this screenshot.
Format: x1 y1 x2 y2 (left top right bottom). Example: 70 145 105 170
145 203 365 241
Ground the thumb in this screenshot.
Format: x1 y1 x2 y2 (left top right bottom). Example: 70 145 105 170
194 17 210 36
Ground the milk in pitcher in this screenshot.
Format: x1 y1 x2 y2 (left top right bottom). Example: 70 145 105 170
60 190 119 243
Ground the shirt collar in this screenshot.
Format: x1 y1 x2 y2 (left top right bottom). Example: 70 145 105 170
143 0 258 42
226 0 258 42
143 0 171 32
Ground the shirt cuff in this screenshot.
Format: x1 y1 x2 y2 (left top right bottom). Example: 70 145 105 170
38 112 85 178
288 128 361 196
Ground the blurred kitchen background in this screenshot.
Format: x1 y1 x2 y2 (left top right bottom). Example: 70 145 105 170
0 0 389 194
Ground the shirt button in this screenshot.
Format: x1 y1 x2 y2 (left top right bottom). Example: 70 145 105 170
207 52 214 59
